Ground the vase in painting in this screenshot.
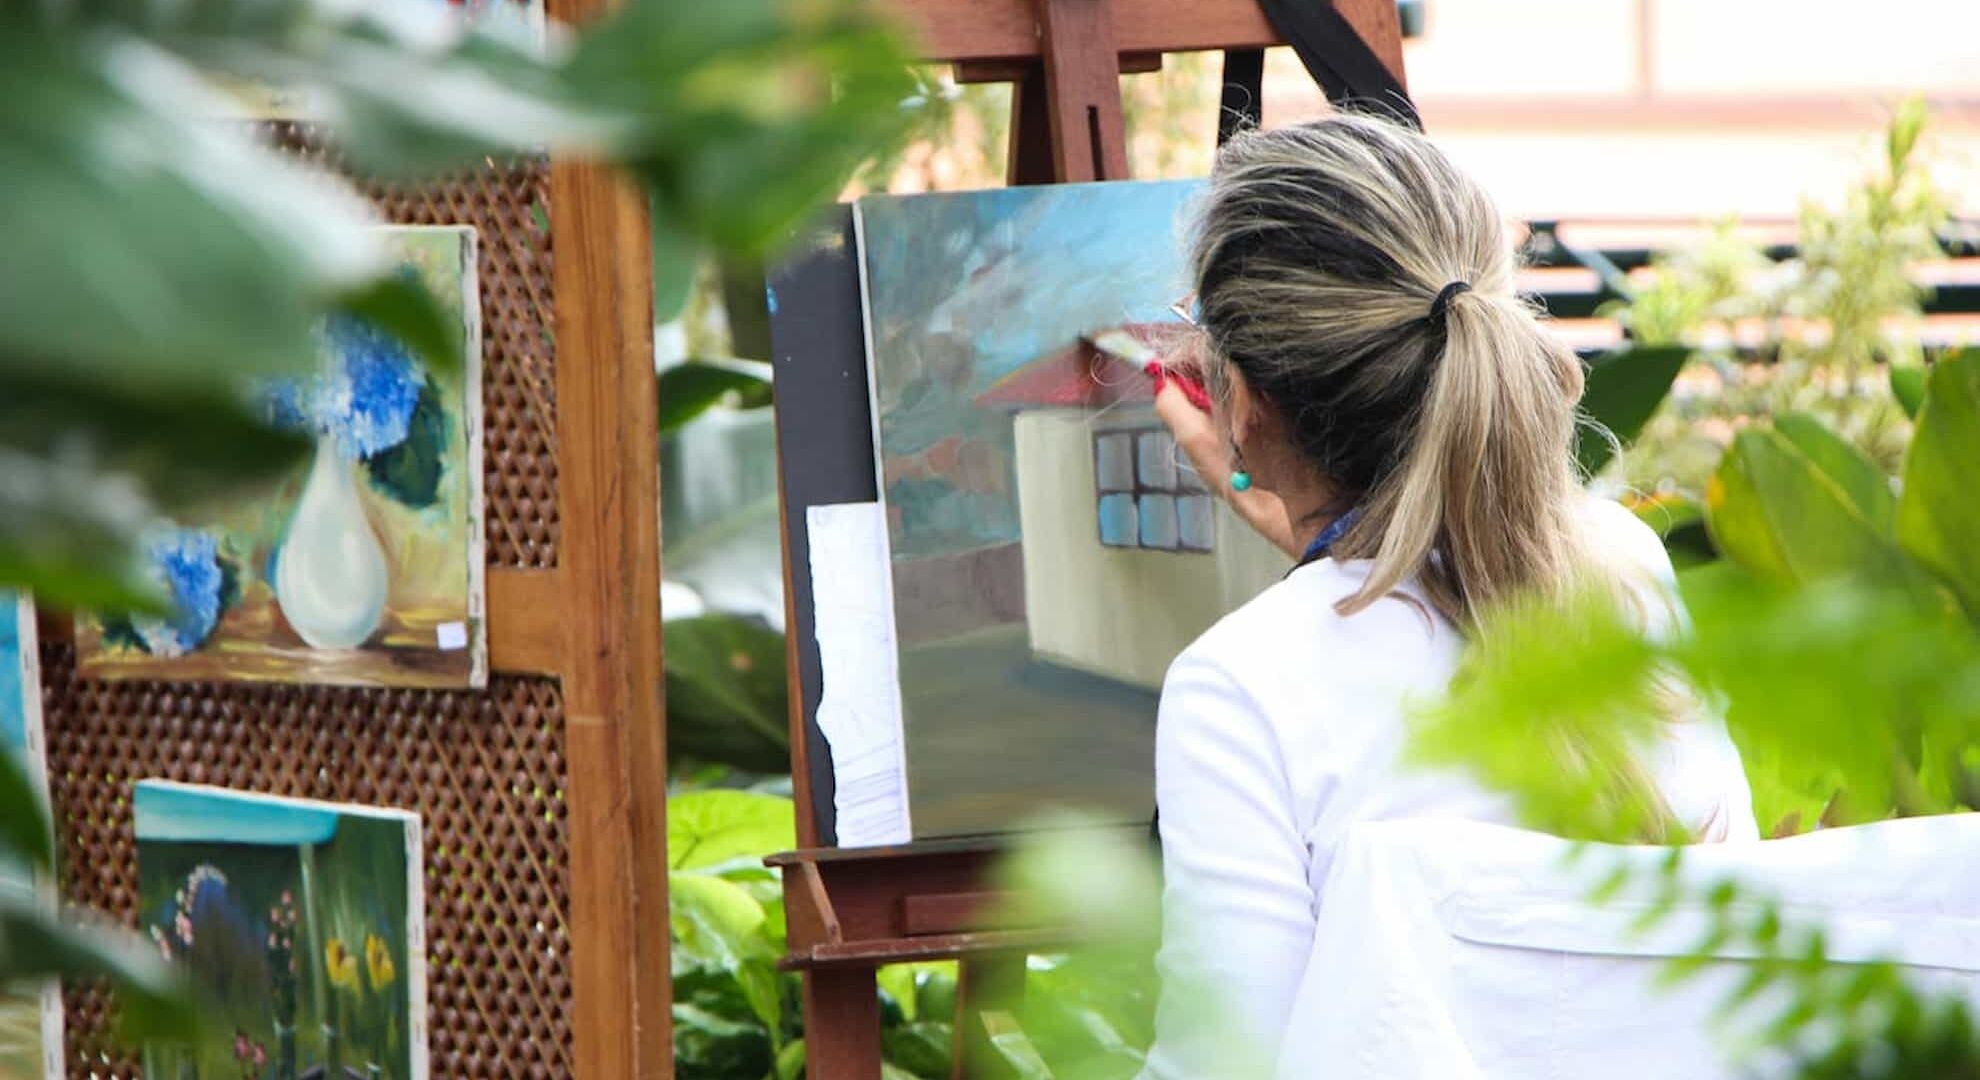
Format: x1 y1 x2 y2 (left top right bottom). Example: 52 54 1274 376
274 435 389 649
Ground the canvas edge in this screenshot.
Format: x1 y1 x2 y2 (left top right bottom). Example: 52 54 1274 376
849 200 915 843
10 592 67 1080
445 223 490 692
405 811 429 1080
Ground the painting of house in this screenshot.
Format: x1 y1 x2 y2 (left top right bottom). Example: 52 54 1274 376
856 181 1286 838
134 781 426 1080
77 226 486 690
1 591 61 1079
976 325 1285 691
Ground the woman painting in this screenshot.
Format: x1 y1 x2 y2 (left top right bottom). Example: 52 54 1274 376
1142 114 1757 1077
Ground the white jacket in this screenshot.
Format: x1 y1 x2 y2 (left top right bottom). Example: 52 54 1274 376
1142 498 1757 1079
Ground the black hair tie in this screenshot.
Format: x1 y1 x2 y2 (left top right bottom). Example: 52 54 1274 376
1429 280 1472 322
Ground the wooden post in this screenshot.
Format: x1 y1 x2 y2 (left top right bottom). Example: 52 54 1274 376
547 0 671 1073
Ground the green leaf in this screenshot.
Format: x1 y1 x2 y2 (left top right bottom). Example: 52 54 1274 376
1898 350 1980 618
775 1038 808 1080
0 745 53 873
334 271 462 377
653 206 699 326
0 446 167 615
670 872 774 968
1706 429 1925 593
1890 363 1929 420
883 1021 954 1079
667 789 795 871
981 1011 1055 1080
664 615 791 775
1408 586 1671 843
1771 413 1896 535
672 1001 773 1080
0 895 198 1044
1577 344 1690 476
658 360 775 437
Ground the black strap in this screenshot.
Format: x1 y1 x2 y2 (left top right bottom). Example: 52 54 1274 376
1252 0 1420 130
1218 48 1266 145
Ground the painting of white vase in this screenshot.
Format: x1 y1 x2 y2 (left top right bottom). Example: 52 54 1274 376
76 226 487 689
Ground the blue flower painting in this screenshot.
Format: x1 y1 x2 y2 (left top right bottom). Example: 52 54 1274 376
78 226 487 690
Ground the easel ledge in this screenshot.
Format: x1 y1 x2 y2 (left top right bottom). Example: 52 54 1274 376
771 2 1408 1076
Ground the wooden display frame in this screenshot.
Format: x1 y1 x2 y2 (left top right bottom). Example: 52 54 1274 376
771 2 1408 1077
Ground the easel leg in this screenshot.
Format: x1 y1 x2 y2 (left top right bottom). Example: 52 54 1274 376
803 965 883 1080
952 954 1029 1080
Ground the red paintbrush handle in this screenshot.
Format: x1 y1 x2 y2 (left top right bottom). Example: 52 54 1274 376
1143 361 1214 415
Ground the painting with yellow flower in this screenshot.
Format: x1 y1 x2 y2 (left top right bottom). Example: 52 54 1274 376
135 781 426 1079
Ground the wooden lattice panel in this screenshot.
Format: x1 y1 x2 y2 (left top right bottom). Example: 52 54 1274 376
42 648 573 1078
42 135 576 1076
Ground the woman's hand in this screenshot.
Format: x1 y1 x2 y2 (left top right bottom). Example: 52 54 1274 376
1153 383 1300 559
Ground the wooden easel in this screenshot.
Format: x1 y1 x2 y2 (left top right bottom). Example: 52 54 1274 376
772 3 1408 1077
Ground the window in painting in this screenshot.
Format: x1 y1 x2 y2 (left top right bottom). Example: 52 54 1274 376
1094 428 1214 553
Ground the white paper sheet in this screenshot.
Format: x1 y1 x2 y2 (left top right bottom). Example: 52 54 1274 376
805 502 911 846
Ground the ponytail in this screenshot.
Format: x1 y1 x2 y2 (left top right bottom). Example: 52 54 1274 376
1191 114 1628 630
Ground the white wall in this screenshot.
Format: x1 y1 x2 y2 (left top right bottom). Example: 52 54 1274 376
1013 411 1226 689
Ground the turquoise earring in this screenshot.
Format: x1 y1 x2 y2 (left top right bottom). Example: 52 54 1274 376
1229 447 1252 492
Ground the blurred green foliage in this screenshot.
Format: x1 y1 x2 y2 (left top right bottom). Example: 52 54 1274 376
3 0 914 614
6 0 915 1053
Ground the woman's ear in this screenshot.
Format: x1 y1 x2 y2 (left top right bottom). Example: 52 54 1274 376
1225 367 1259 446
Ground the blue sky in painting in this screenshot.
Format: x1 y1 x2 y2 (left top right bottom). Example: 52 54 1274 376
861 180 1201 556
1 593 26 754
134 782 343 846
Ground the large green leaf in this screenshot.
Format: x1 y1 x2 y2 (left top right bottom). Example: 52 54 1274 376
657 360 775 437
673 1001 774 1080
1677 565 1980 824
0 746 52 873
884 1021 955 1079
1706 428 1925 592
665 615 791 774
1898 350 1980 619
1771 413 1896 535
0 895 199 1043
667 789 795 871
1577 344 1691 476
1890 363 1929 420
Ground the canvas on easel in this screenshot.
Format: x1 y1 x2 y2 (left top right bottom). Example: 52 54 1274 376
1 592 62 1079
851 181 1287 840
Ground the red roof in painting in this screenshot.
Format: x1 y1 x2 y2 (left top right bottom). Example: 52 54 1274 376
973 322 1196 410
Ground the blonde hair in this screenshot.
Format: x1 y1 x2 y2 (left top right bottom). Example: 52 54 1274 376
1190 114 1612 631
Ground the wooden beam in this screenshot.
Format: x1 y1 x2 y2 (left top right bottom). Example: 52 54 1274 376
550 149 672 1079
1037 0 1131 182
486 568 566 675
887 0 1277 63
953 51 1163 83
545 0 670 1066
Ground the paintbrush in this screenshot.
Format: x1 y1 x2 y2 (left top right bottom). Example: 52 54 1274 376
1085 328 1214 414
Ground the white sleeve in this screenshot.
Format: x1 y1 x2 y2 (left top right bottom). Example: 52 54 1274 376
1141 649 1317 1080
